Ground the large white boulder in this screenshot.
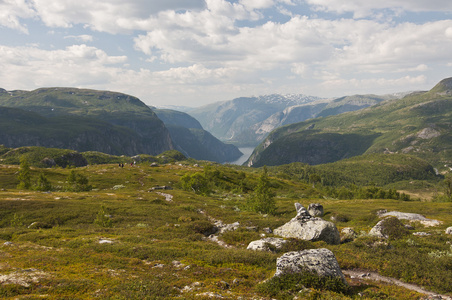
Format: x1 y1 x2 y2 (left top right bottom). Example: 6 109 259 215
273 203 340 245
378 211 441 227
275 248 347 284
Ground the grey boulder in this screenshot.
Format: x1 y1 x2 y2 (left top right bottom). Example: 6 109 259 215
274 203 340 245
275 248 347 284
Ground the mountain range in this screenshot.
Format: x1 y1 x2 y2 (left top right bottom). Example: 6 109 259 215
245 77 452 172
0 88 240 163
188 93 407 146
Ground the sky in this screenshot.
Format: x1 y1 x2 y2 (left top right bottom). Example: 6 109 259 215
1 0 452 107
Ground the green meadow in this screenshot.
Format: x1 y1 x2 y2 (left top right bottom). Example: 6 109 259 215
0 154 451 299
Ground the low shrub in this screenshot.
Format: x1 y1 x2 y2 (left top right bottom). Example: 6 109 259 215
380 217 409 240
257 271 350 299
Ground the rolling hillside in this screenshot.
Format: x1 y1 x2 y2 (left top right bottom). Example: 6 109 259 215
246 78 452 172
0 88 173 156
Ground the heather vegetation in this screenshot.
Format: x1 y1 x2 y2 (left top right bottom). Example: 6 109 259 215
0 148 451 299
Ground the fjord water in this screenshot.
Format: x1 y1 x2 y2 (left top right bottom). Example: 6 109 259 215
229 147 255 165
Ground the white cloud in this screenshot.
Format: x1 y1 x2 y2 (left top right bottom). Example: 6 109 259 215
240 0 274 10
305 0 452 18
0 44 127 89
64 35 94 42
31 0 206 33
0 0 35 33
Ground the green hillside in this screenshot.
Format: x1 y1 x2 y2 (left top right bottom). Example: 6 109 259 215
0 87 173 156
246 78 452 172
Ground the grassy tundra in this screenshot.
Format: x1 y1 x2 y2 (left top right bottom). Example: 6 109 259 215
0 154 451 299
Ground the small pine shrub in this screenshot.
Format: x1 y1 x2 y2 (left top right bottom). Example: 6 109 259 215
380 217 409 240
94 206 112 228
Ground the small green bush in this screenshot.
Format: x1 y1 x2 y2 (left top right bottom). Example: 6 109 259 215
380 217 409 240
257 271 350 299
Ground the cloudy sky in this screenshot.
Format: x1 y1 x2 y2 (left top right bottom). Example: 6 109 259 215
1 0 452 107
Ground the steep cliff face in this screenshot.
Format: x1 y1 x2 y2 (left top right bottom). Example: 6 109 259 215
153 108 242 163
0 107 167 156
0 88 174 156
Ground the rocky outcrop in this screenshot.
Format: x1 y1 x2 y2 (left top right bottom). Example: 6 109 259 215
273 203 340 245
275 248 347 284
247 237 287 252
378 211 442 227
369 219 389 238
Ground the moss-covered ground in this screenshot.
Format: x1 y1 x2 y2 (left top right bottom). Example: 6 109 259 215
0 161 451 299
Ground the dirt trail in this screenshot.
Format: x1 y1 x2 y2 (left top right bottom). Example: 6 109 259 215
343 270 451 299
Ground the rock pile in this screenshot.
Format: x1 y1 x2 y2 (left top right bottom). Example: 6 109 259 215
273 203 340 245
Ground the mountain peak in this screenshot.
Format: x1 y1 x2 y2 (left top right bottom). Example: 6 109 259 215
429 77 452 95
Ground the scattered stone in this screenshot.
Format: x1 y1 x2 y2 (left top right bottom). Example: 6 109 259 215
378 211 442 227
340 227 357 243
446 227 452 235
3 241 13 246
405 224 415 230
0 269 50 287
307 203 324 217
275 248 347 284
172 261 185 268
213 220 240 234
376 209 388 216
247 237 288 252
150 163 159 167
150 186 173 190
216 280 230 290
263 227 273 234
195 292 224 298
369 219 388 238
155 192 173 202
28 222 52 229
99 239 113 244
274 203 340 245
413 232 432 236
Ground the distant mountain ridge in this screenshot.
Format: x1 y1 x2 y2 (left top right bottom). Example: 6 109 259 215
0 88 173 156
245 77 452 172
0 87 242 163
153 108 242 163
189 93 405 147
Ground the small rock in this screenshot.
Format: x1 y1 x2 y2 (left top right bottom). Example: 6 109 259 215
3 241 13 246
99 239 113 244
341 227 357 243
263 227 273 234
28 222 52 229
247 237 287 252
413 232 431 236
446 227 452 235
307 203 324 217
